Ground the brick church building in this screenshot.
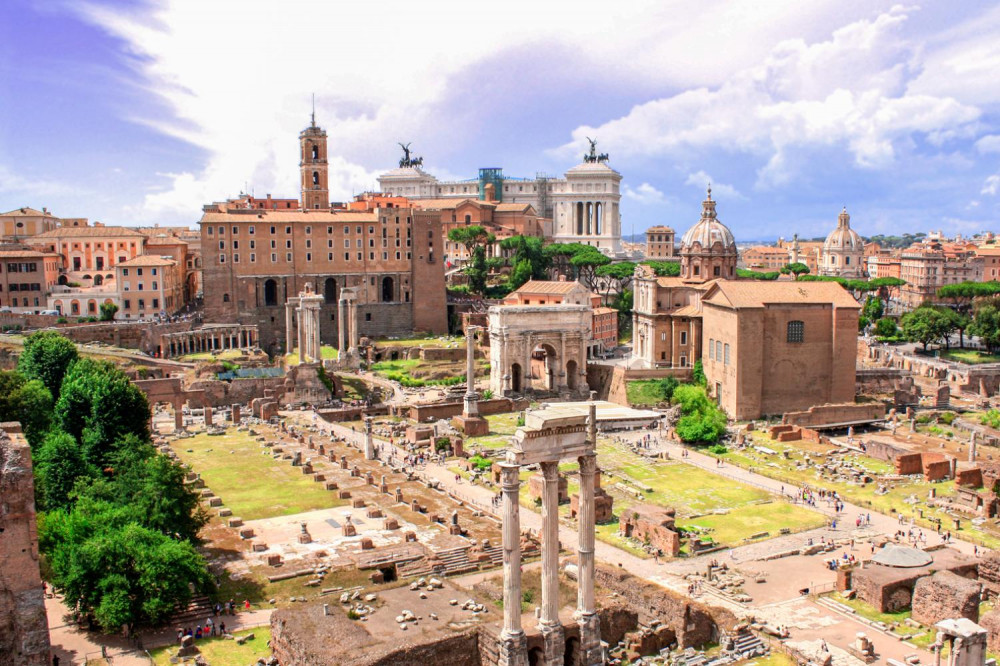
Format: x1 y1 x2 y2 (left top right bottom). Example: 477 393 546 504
200 117 447 353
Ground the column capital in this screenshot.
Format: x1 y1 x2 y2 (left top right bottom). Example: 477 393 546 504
540 459 559 480
578 453 597 476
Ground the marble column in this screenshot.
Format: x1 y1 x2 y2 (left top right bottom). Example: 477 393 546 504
349 297 360 352
539 460 565 664
285 302 295 354
297 308 306 361
463 326 479 417
523 336 533 392
337 297 348 351
363 417 375 460
499 462 527 666
575 402 602 665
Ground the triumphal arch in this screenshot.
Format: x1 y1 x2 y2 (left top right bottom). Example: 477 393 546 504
498 403 601 666
488 304 591 399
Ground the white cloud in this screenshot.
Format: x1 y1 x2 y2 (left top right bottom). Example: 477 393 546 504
976 135 1000 154
555 6 982 188
683 171 743 200
983 175 1000 196
623 182 668 205
0 164 90 200
72 0 901 221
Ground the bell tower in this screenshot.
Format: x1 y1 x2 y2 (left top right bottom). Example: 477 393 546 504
299 108 329 210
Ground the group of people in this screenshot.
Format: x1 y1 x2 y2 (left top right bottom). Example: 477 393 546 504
177 619 225 642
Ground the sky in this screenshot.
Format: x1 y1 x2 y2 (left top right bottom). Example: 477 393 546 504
1 1 999 242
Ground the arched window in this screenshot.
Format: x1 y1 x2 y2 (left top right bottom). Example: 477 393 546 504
264 279 278 307
93 274 103 286
311 144 319 160
324 277 338 304
787 320 804 343
223 293 230 303
381 276 394 302
464 214 471 224
312 171 320 186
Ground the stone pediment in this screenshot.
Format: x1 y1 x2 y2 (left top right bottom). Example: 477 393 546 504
509 409 592 465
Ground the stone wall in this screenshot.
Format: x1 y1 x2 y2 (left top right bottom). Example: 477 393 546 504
0 423 51 665
912 570 981 625
187 377 287 408
407 397 525 423
594 564 737 647
782 402 886 428
618 505 681 557
980 611 1000 652
979 552 1000 596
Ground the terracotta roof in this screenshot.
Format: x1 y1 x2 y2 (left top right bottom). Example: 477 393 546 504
703 280 859 309
652 277 715 292
116 255 177 267
671 304 701 317
646 226 675 233
0 207 54 217
0 250 58 258
510 279 587 295
744 246 788 254
593 307 617 315
494 203 535 213
146 235 188 246
33 226 145 239
410 198 491 210
200 210 377 223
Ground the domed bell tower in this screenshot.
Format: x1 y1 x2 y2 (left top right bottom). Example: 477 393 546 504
300 110 329 210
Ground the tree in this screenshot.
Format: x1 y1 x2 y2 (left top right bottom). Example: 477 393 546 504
940 307 971 349
901 306 953 351
499 235 549 285
448 226 495 296
42 514 212 633
99 302 119 321
34 430 96 511
0 370 52 447
781 262 810 276
56 359 151 467
18 330 79 400
862 295 884 322
570 246 611 290
970 304 1000 353
672 385 727 444
874 317 899 338
737 268 780 280
594 262 636 302
508 259 534 291
640 260 680 277
692 360 706 386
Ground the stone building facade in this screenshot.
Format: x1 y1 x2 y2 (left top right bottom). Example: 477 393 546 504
701 280 859 420
900 240 983 308
0 248 61 312
200 119 448 352
0 423 51 665
378 143 624 257
645 226 675 259
0 206 59 241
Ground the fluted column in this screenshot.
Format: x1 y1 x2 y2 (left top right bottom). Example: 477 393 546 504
575 401 601 665
364 416 375 460
539 460 565 663
285 301 295 354
349 297 359 353
523 336 532 392
312 305 321 361
337 297 347 351
297 306 306 362
499 462 527 666
463 326 479 417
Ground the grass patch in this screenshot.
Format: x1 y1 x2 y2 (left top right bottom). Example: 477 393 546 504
375 335 465 348
173 430 344 520
149 627 271 666
338 373 369 401
465 412 522 451
745 653 797 666
284 345 338 366
178 349 247 362
626 380 670 407
939 349 1000 365
828 592 910 625
370 358 469 387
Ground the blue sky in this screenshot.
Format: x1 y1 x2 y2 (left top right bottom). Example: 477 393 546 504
2 1 999 241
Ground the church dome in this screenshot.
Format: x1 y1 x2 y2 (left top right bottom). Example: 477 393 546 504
680 188 736 252
823 208 863 252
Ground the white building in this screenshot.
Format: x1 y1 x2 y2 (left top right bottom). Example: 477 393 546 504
378 142 624 257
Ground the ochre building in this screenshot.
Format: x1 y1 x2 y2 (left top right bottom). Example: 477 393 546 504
200 118 447 352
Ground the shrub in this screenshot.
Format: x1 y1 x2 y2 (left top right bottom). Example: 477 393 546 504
981 409 1000 429
57 317 67 324
435 436 451 452
517 413 525 427
469 454 492 471
658 376 679 401
692 360 706 386
481 389 494 400
347 609 360 620
708 444 727 455
938 411 957 425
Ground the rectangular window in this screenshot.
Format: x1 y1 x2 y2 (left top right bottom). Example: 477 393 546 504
219 254 225 263
233 254 239 263
232 226 238 235
285 226 292 234
306 253 311 261
286 240 292 249
123 268 129 276
271 253 277 262
716 340 722 361
249 240 255 249
709 339 714 360
344 239 350 248
250 253 256 263
248 225 255 235
345 253 350 261
124 299 130 309
152 298 159 309
724 343 730 365
152 281 158 290
138 299 145 309
207 227 214 236
286 252 292 262
660 332 666 342
680 331 687 345
232 241 238 250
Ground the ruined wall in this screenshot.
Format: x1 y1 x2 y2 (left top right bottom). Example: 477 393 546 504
0 423 51 665
594 564 736 647
782 402 885 428
186 377 287 407
407 397 525 423
911 570 980 625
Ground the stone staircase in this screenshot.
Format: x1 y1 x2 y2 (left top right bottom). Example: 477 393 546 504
481 544 503 568
430 546 478 576
169 595 216 628
730 631 767 659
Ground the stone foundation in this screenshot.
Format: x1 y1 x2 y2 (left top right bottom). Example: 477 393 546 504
911 570 981 625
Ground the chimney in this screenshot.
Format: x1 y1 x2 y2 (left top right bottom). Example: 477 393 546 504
558 274 567 282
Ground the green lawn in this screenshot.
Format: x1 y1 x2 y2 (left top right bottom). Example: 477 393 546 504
149 628 271 665
173 430 344 520
940 349 1000 365
375 334 466 348
178 349 247 362
284 345 338 365
626 380 670 407
465 412 522 451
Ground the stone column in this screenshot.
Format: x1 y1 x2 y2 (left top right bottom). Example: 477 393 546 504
523 336 533 392
285 302 295 354
312 304 321 361
539 460 565 664
349 297 360 353
337 297 348 351
575 403 601 665
464 326 480 417
970 431 977 463
364 417 375 460
499 462 527 666
297 306 306 361
174 401 184 431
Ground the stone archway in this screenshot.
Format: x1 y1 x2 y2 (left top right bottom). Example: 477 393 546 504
564 637 581 666
566 359 578 391
533 343 558 391
510 363 522 393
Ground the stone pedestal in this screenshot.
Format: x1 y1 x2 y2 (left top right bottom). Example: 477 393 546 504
499 462 527 666
539 621 566 666
286 362 332 405
231 404 241 423
363 417 376 460
451 414 489 437
204 406 213 427
498 629 528 666
575 610 603 666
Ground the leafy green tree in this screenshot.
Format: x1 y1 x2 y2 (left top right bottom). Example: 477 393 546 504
594 262 636 302
640 260 680 277
657 376 679 401
570 246 612 290
672 384 728 444
939 307 971 349
448 226 495 296
18 330 79 400
34 430 96 511
99 302 119 321
56 359 151 467
0 370 52 447
508 259 534 291
499 235 549 285
862 295 884 322
938 281 1000 312
970 304 1000 354
736 269 780 280
692 359 706 386
780 262 810 276
901 306 953 351
42 513 212 633
874 317 899 338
